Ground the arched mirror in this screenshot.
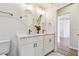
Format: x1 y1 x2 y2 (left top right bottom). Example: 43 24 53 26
21 9 33 27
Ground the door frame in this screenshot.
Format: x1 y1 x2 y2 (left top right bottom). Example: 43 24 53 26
55 3 73 51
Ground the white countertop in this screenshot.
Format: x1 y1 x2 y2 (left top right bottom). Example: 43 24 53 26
17 33 55 39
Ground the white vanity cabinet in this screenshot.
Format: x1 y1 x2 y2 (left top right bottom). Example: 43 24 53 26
18 36 43 56
44 35 54 55
17 34 54 56
18 37 34 56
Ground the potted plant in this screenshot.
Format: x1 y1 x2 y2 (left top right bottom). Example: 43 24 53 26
35 25 41 34
35 15 42 34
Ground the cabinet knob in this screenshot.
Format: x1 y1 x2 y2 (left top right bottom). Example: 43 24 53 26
77 34 79 36
33 43 37 48
33 43 35 48
49 39 52 42
35 43 37 47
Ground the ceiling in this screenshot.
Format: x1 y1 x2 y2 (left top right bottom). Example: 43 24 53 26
35 3 53 9
25 3 69 10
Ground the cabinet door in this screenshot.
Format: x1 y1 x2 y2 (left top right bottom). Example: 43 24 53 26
49 35 54 51
20 43 35 56
44 35 54 55
44 35 50 55
34 40 43 56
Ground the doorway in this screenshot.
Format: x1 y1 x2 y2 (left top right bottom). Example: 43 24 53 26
56 4 78 56
57 13 70 51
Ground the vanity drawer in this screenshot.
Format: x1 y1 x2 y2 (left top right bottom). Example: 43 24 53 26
19 37 34 45
33 36 43 42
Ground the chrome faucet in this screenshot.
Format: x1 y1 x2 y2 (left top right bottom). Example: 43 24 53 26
28 29 32 35
42 29 45 34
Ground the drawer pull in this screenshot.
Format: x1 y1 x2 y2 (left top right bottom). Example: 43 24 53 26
33 43 35 48
77 34 79 36
33 43 37 48
49 39 52 42
35 43 37 47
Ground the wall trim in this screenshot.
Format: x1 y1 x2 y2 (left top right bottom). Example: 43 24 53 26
70 46 78 51
57 3 74 11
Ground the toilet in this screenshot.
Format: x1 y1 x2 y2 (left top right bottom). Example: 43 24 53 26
0 40 10 56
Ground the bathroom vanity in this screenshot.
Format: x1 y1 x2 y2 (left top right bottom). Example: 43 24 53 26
17 33 55 56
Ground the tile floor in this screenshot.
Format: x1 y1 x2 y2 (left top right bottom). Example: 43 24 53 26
48 52 64 56
58 48 78 56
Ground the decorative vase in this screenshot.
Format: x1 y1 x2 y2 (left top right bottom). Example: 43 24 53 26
35 25 41 34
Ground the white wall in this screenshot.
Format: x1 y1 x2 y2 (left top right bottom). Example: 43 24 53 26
45 5 56 34
0 3 30 56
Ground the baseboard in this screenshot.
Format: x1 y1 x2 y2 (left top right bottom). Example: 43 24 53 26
70 46 78 51
44 49 55 56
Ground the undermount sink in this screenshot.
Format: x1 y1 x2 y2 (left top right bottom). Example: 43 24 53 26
0 40 10 55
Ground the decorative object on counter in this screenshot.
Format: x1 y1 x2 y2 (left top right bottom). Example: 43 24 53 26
28 29 32 35
37 15 42 25
34 14 42 34
35 25 41 34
